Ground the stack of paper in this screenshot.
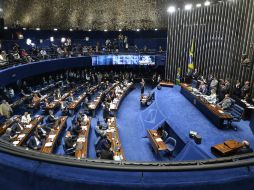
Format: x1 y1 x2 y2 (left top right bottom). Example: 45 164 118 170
77 137 86 143
18 134 26 140
49 135 56 141
81 126 87 130
113 155 121 161
155 138 163 142
26 124 32 128
45 142 53 147
13 141 20 146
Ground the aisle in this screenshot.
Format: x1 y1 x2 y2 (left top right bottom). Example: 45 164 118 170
116 84 162 161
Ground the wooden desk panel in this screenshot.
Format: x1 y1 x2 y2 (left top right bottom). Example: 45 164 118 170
12 116 44 146
180 83 232 128
211 140 244 157
11 96 31 108
0 115 20 135
41 116 68 154
107 117 125 161
147 130 167 155
75 118 91 159
68 93 86 110
110 83 134 112
160 81 174 87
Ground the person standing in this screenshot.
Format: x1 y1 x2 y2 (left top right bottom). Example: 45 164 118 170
140 78 145 95
0 100 13 119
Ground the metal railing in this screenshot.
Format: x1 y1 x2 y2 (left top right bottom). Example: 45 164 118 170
0 139 253 171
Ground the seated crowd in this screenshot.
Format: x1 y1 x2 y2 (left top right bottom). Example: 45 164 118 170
185 69 253 110
0 67 159 160
0 34 165 68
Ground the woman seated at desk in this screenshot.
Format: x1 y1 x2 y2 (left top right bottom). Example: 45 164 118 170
198 81 208 95
205 89 217 104
21 112 32 125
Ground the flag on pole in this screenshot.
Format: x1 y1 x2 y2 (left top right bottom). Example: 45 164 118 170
188 40 194 70
176 67 181 85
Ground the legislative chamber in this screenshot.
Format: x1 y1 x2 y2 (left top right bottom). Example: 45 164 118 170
0 0 254 190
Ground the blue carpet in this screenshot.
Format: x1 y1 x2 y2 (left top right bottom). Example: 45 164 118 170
50 84 254 162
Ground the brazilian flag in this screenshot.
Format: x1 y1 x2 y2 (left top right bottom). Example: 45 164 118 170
176 67 181 85
188 40 194 70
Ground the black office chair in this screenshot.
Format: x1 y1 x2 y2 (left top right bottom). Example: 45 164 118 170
228 104 245 131
63 144 76 156
165 137 177 155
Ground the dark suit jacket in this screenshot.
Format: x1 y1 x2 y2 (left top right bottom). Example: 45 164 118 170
64 137 76 149
100 149 114 160
11 122 23 133
28 136 41 150
47 115 57 123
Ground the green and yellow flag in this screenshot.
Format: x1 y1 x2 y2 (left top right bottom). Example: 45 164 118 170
176 67 181 85
188 40 194 70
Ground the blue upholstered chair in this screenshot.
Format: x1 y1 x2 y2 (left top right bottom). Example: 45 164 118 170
228 104 244 131
164 137 177 155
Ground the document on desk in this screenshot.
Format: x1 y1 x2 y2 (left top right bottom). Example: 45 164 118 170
113 155 121 161
81 126 87 130
26 124 32 128
12 141 20 145
155 138 163 142
18 134 26 140
45 142 53 147
77 137 86 143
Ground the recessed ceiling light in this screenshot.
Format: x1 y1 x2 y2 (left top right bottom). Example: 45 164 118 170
196 3 202 8
204 1 211 6
36 28 40 31
184 4 193 10
167 6 176 14
53 28 58 31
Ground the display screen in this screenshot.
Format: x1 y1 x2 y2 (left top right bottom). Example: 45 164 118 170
92 55 157 66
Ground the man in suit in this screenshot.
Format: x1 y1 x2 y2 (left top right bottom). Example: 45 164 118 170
71 120 82 136
35 125 48 140
27 134 42 150
95 136 114 160
210 77 218 92
198 81 208 95
0 100 13 119
64 131 77 150
241 81 250 99
95 120 107 137
47 110 58 123
217 94 232 110
11 117 24 133
1 128 17 142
